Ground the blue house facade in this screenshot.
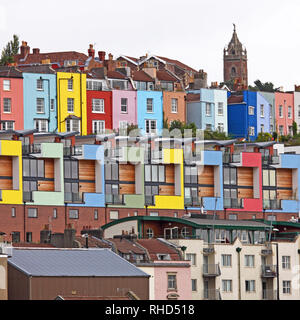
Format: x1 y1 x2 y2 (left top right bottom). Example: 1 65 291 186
137 91 163 135
23 72 57 133
257 92 271 136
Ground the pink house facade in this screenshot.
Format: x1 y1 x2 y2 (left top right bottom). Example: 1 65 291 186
0 69 24 131
275 92 294 136
112 90 137 132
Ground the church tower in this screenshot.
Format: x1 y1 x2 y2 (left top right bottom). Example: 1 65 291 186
223 24 248 89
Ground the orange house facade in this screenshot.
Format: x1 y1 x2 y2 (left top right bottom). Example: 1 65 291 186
275 92 294 136
163 91 186 126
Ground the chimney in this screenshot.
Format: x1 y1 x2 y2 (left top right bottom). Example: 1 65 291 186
20 41 30 59
40 225 51 244
88 44 95 58
108 53 113 61
64 227 76 248
32 48 40 55
98 51 106 61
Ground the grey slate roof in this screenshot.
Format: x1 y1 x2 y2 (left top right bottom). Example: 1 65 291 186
8 248 150 277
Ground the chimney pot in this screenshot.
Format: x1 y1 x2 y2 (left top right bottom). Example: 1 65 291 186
33 48 40 55
88 44 95 58
98 51 106 61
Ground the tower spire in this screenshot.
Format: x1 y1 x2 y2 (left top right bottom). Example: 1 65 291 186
233 23 236 32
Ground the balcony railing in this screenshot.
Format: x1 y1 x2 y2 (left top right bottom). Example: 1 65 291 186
203 289 222 300
63 146 83 157
262 155 280 166
22 144 41 154
184 196 202 207
223 198 244 209
184 152 202 163
203 264 221 277
105 194 124 205
223 153 240 164
203 247 215 254
23 191 33 202
261 265 277 278
145 195 155 206
263 199 281 210
262 289 278 300
261 249 273 256
64 192 83 203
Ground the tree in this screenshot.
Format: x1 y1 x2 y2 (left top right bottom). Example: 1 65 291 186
293 121 298 136
248 79 280 93
0 35 20 66
256 132 273 142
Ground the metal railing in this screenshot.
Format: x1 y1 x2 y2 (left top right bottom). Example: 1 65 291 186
223 153 240 164
22 144 41 154
203 289 222 300
63 146 83 157
261 249 273 255
262 155 280 165
203 264 221 277
263 199 281 210
261 265 277 278
203 247 215 254
184 196 202 207
145 195 155 206
64 192 83 203
105 194 124 205
223 198 244 209
262 289 277 300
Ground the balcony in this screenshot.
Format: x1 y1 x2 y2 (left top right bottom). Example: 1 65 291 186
223 153 240 164
261 265 277 278
223 198 244 209
145 195 155 206
105 194 124 205
184 196 202 207
262 155 280 166
263 199 281 210
64 192 83 203
203 264 221 277
184 152 202 163
22 144 41 154
203 247 215 254
261 249 273 256
262 289 277 300
203 289 222 300
63 146 83 157
23 191 33 202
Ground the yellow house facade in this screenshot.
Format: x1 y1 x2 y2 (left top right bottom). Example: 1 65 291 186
56 72 87 135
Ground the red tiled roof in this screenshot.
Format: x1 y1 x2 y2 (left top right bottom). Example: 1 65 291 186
157 56 197 73
228 95 244 104
136 239 180 261
186 93 200 102
75 236 111 249
109 238 145 255
156 70 178 82
131 70 153 82
124 56 139 63
14 51 88 67
0 66 23 78
107 70 127 79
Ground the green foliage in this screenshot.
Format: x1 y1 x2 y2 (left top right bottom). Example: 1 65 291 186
220 79 235 91
204 130 232 140
162 111 169 129
272 131 278 141
293 121 298 136
279 135 292 143
248 79 280 93
0 35 19 66
256 132 273 142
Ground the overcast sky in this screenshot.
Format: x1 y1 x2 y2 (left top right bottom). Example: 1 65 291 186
0 0 299 91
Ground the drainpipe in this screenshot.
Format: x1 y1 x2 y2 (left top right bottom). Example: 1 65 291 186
80 73 83 135
64 202 67 230
236 247 242 300
40 77 51 131
276 242 280 300
58 77 73 132
23 201 26 242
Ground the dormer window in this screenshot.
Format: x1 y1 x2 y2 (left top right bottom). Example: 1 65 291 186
157 254 171 261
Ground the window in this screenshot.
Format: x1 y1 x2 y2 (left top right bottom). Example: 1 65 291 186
87 80 102 91
289 126 293 136
26 232 32 243
267 215 276 222
28 208 38 218
53 209 57 219
279 105 283 118
231 67 236 76
23 159 45 178
191 279 197 292
94 209 98 220
167 274 177 290
269 104 273 118
206 124 212 131
222 280 232 292
66 119 80 133
2 121 14 130
260 124 264 133
68 79 73 91
245 280 255 292
223 167 237 185
218 102 224 116
283 281 291 294
121 98 128 113
92 98 104 113
36 79 43 90
161 81 173 91
119 121 128 131
249 127 255 136
92 120 105 134
228 214 237 221
11 231 20 243
279 125 284 136
145 119 157 134
36 98 45 113
146 228 154 238
248 106 255 115
69 209 79 219
109 211 119 220
3 80 10 91
11 207 16 218
205 103 211 116
171 98 178 113
260 105 264 117
221 254 232 267
67 98 74 113
186 253 196 266
181 227 189 238
35 120 48 132
245 255 255 267
217 123 224 132
3 98 11 113
288 106 292 119
282 256 291 269
145 165 165 183
150 212 159 217
147 98 153 113
50 99 55 111
298 105 300 118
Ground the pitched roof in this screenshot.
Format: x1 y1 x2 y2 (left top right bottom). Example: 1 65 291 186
131 70 153 82
107 70 127 79
8 248 150 277
14 51 88 67
85 67 106 79
228 95 245 104
156 70 178 82
109 238 145 255
17 65 56 74
136 239 181 261
186 93 200 102
0 66 23 78
156 56 197 73
75 236 111 249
